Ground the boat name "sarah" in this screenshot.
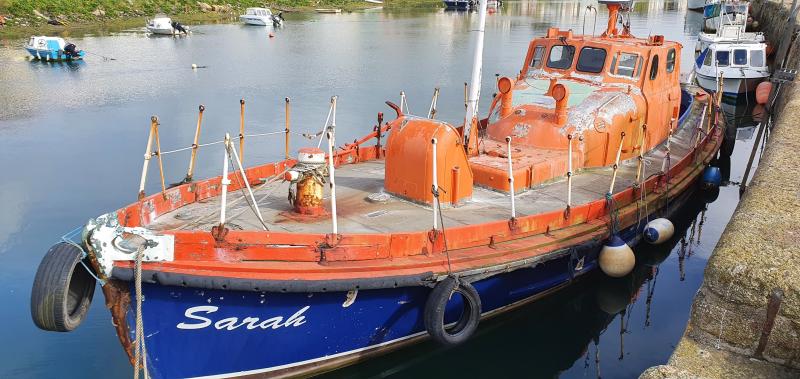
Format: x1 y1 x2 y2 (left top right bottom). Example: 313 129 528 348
176 305 310 331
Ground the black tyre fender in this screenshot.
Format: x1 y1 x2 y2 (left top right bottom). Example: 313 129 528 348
31 242 96 332
423 276 481 345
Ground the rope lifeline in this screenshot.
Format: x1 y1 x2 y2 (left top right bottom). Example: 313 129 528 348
133 245 149 379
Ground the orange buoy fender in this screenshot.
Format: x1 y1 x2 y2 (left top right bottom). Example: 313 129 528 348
755 81 772 105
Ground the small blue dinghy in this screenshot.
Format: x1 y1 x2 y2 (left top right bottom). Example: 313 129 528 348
25 36 85 61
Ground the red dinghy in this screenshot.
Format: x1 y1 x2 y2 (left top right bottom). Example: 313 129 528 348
31 1 724 378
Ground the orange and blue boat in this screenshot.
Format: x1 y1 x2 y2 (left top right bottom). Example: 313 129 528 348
31 1 724 377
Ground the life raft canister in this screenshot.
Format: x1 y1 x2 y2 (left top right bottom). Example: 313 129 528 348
423 276 481 345
31 242 96 332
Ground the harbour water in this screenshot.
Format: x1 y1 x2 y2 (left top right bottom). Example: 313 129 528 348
0 2 764 377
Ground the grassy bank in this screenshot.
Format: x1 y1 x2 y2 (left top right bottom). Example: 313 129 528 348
0 0 441 38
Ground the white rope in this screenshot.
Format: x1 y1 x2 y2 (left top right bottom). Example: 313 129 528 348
133 245 149 379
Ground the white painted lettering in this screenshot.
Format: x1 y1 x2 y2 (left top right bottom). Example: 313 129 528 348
175 305 311 331
177 306 216 329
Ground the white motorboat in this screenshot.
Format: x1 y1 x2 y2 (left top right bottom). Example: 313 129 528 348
147 15 175 35
696 23 764 53
695 41 770 98
240 7 283 27
703 1 749 32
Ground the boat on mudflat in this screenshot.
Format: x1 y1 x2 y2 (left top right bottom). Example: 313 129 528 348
30 1 725 378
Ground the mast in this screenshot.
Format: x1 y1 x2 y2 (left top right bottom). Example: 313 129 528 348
464 0 489 155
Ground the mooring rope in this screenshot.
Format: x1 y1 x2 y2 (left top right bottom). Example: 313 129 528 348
605 193 620 235
133 245 148 379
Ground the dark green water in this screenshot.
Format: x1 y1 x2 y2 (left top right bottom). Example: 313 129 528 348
0 2 763 378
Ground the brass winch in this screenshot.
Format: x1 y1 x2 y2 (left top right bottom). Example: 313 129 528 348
286 147 328 216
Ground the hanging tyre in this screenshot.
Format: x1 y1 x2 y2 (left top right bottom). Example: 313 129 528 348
424 276 481 345
31 242 96 332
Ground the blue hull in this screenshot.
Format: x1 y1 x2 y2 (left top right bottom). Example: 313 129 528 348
124 206 681 378
131 252 598 378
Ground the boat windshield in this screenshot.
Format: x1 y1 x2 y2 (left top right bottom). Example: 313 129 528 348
610 52 640 77
716 50 730 66
733 49 747 65
751 49 765 67
576 47 607 73
547 45 575 70
530 45 545 69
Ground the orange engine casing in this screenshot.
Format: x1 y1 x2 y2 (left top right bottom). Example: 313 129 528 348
384 116 473 205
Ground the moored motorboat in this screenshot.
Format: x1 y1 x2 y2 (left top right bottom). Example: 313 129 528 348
24 36 84 61
240 7 283 26
315 8 342 13
702 0 749 32
146 15 176 35
30 1 725 378
695 40 769 99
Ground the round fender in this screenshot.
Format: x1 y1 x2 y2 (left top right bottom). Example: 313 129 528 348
424 276 481 346
31 242 96 332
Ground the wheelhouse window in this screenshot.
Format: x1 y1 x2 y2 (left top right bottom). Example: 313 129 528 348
611 52 639 77
733 49 748 65
530 46 546 69
666 48 676 73
716 51 730 66
547 45 576 70
650 55 659 80
576 47 607 73
751 50 765 67
703 50 713 66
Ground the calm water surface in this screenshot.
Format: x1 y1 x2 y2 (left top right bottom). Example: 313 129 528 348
0 2 763 378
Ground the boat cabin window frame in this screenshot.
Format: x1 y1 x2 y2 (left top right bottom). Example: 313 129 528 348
716 50 730 67
530 45 546 69
649 54 659 80
750 49 765 68
609 52 641 78
546 44 576 70
733 49 748 66
666 48 676 73
703 49 713 67
576 46 608 74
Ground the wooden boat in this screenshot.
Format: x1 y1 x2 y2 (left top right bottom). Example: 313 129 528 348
24 36 84 61
30 1 724 378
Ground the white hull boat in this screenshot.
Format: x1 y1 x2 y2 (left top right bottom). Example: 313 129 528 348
695 41 770 98
147 16 175 35
240 7 282 26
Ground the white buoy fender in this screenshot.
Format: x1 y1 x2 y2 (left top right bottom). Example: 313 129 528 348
599 235 635 278
643 218 675 245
